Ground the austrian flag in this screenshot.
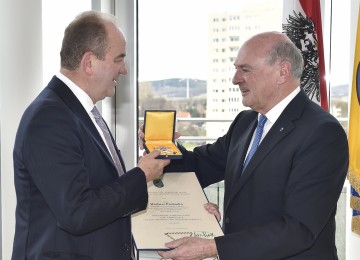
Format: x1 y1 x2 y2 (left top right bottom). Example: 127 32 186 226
282 0 328 111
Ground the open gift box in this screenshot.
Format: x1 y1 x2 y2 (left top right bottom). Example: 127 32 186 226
143 110 182 159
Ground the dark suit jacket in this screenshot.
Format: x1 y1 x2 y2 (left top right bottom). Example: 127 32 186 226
12 76 148 260
168 91 349 259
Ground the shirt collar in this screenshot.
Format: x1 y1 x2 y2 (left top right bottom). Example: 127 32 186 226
56 72 95 114
263 87 301 125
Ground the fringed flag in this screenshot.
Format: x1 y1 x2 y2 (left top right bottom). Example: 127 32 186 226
282 0 329 111
348 4 360 236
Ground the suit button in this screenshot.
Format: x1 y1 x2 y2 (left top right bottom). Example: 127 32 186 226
225 218 231 224
123 243 130 251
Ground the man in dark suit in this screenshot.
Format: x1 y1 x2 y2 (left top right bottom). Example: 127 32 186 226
12 11 169 260
156 32 349 259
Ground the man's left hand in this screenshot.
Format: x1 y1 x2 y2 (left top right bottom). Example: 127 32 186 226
158 237 218 260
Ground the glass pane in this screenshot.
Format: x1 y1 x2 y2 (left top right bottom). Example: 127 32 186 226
138 0 283 218
138 0 283 150
325 0 351 132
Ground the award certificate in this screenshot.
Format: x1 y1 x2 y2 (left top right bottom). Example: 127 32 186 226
132 172 223 259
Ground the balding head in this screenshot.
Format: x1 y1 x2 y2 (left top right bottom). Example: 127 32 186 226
233 31 304 114
60 11 122 71
245 32 304 81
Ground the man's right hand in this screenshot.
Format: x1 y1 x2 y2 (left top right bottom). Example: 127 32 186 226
137 150 170 182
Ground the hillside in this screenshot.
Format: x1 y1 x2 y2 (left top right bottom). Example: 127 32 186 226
144 78 207 98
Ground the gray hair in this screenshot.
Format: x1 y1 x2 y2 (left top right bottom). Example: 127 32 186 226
265 39 304 80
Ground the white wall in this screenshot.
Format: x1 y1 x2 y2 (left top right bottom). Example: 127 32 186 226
0 1 42 259
346 0 360 259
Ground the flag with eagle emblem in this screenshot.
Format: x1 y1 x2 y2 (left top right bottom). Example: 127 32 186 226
282 0 328 111
348 4 360 235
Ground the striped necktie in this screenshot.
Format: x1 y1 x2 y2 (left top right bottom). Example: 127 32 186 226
91 106 124 176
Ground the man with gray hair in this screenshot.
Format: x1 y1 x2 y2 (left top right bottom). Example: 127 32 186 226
156 32 348 259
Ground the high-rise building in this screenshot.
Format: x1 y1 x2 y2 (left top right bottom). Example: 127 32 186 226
206 1 282 139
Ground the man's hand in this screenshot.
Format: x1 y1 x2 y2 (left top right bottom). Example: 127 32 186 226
158 237 218 260
204 203 221 222
137 150 170 182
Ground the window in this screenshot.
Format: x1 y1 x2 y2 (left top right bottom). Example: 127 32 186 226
137 0 283 223
324 0 351 131
138 0 283 141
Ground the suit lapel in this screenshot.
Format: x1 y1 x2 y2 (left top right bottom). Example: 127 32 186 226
226 118 257 192
225 91 309 210
239 119 295 180
223 113 257 211
47 76 117 171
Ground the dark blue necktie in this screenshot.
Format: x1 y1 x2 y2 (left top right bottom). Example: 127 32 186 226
91 106 124 176
243 114 267 171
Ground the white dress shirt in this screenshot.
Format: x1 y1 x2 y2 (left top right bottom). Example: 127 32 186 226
245 87 301 157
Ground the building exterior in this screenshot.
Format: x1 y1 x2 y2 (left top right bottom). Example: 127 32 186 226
206 1 282 138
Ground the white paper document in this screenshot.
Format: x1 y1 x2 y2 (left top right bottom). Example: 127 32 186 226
132 172 223 259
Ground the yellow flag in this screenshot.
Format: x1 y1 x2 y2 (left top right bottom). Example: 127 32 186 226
348 4 360 235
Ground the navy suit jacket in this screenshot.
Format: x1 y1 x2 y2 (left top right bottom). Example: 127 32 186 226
168 91 349 259
12 76 148 260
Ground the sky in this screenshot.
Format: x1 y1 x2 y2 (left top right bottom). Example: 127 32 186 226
137 0 280 81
